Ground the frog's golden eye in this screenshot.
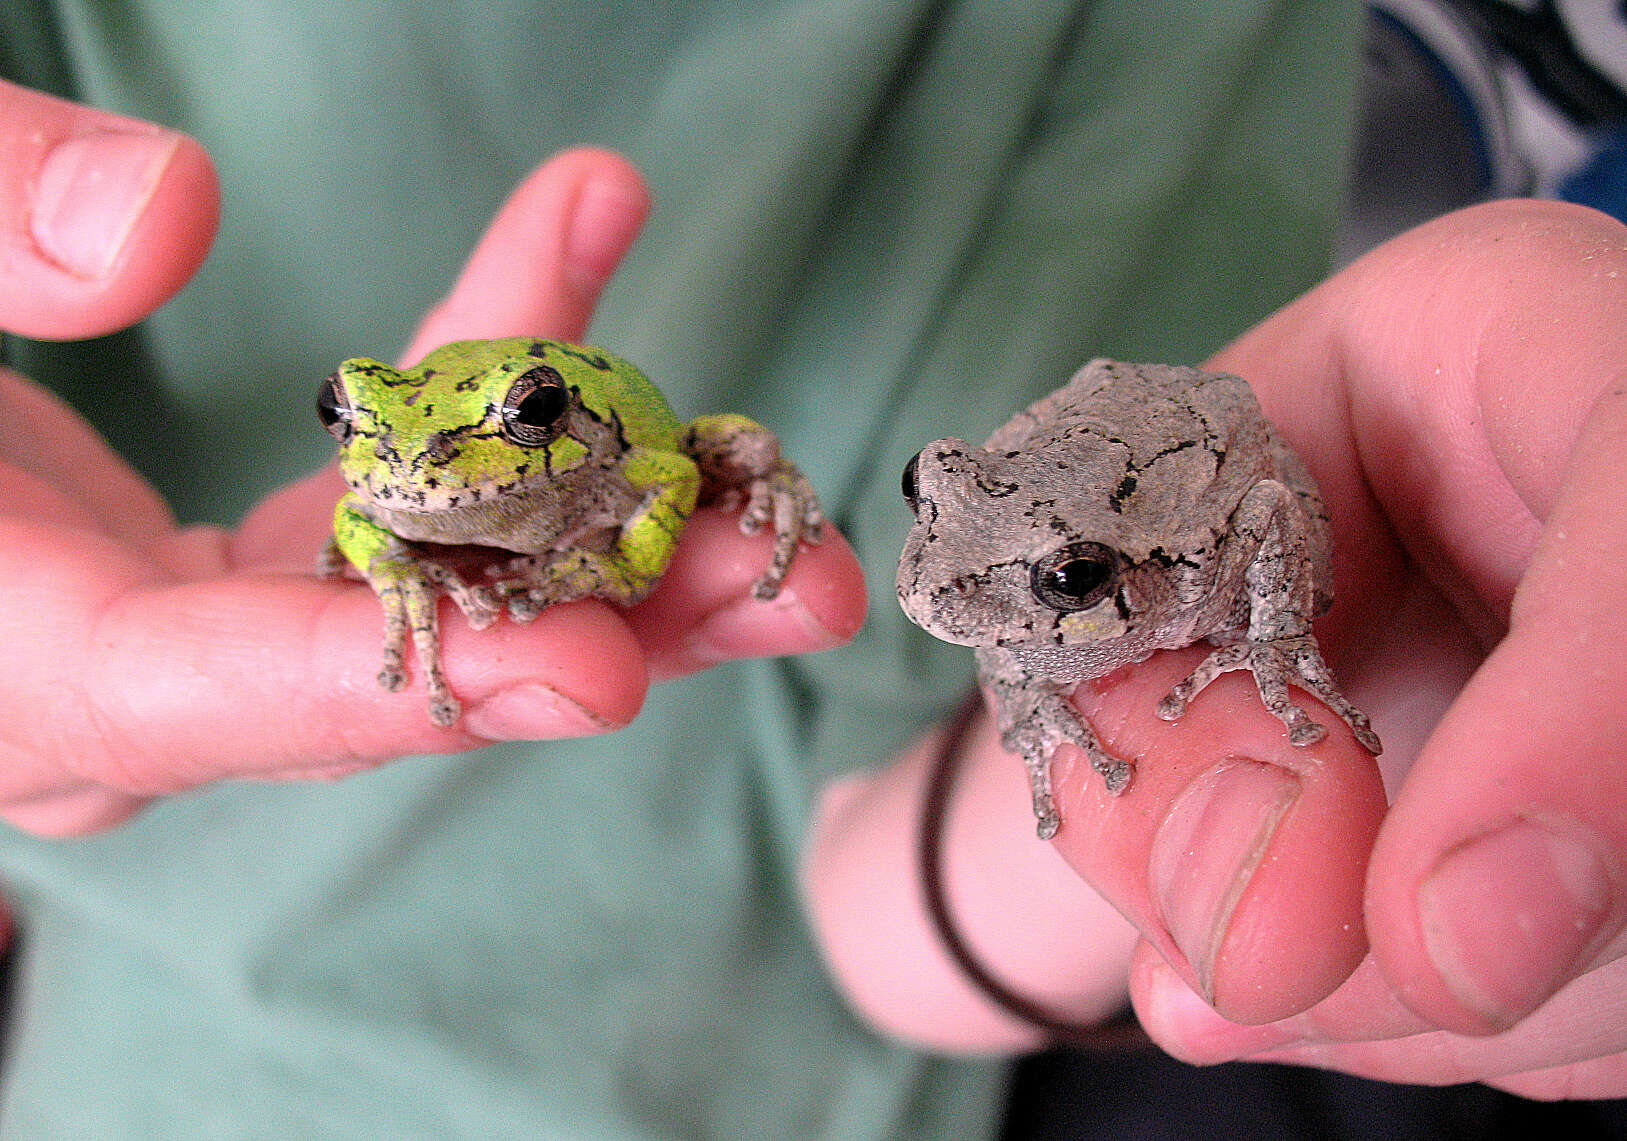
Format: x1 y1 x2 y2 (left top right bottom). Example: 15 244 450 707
501 365 571 447
1030 542 1119 612
317 373 354 442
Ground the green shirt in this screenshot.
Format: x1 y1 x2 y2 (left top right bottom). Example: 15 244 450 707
0 1 1361 1136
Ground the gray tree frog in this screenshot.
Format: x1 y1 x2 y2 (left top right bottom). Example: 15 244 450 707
319 337 823 726
897 359 1380 839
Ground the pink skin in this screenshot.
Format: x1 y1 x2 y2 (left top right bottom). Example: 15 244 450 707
0 84 218 340
809 199 1627 1096
0 80 867 843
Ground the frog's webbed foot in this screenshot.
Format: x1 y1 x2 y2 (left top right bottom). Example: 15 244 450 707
485 551 652 623
1157 636 1382 754
991 683 1133 840
683 414 825 601
417 558 502 630
736 461 826 600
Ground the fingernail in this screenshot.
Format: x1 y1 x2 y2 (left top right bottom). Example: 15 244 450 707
30 129 181 279
684 587 844 665
1140 962 1301 1063
463 684 616 741
1419 820 1613 1030
563 176 647 293
1152 760 1301 1003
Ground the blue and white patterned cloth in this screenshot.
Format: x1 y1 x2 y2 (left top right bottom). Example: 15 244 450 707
1345 0 1627 256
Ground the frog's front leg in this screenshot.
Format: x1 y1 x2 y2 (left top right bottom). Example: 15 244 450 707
1155 480 1382 754
979 649 1132 840
498 447 700 621
682 414 825 600
331 496 461 726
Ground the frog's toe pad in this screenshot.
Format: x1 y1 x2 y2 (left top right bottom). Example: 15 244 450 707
1034 803 1061 841
1098 758 1134 795
506 593 544 622
1289 720 1328 747
750 572 784 601
429 695 462 727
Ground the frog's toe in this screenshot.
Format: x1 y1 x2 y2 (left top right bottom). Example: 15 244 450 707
429 693 462 727
1097 757 1134 795
449 585 502 630
378 663 407 692
1288 719 1327 747
508 594 542 622
1034 798 1061 841
750 570 785 601
462 609 500 632
1154 692 1187 722
1353 721 1383 755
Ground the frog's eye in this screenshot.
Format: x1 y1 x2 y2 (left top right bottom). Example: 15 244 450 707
501 365 571 447
900 452 921 512
1030 542 1119 612
317 373 353 442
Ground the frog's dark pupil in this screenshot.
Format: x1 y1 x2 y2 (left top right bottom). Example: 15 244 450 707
1030 541 1118 612
1047 558 1109 600
502 365 570 446
513 384 567 430
901 452 921 511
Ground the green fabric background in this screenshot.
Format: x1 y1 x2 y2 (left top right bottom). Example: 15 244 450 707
0 2 1361 1136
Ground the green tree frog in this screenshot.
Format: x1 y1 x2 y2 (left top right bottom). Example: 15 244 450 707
318 337 823 726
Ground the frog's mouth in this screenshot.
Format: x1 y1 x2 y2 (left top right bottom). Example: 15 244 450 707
355 482 560 547
349 465 514 514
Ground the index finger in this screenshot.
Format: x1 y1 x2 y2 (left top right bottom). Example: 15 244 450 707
400 147 650 362
1046 647 1386 1024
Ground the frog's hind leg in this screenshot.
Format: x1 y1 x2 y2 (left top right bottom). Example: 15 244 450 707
1157 479 1381 755
683 413 824 600
490 548 657 622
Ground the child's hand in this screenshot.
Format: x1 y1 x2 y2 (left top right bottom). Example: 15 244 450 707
811 201 1627 1100
0 83 865 838
1126 199 1627 1098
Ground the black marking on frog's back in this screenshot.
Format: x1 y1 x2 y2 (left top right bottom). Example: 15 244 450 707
1109 473 1138 511
558 344 613 370
529 340 614 372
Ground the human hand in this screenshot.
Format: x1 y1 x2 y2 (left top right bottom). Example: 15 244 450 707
1071 199 1627 1097
809 200 1627 1088
0 82 865 838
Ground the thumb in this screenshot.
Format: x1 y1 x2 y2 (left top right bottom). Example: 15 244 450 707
400 146 649 362
1367 380 1627 1035
0 81 218 340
